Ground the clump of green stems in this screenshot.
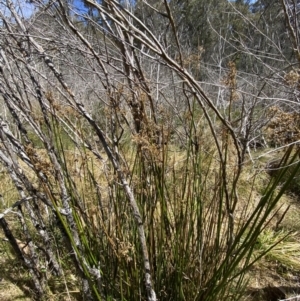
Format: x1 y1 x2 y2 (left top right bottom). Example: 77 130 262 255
1 103 299 301
55 113 300 301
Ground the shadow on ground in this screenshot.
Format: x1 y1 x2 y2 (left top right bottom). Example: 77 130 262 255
248 286 300 301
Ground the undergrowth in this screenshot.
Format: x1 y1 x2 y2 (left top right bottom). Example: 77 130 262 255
1 111 300 301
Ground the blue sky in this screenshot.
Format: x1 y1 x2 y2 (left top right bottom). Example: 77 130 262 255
3 0 258 22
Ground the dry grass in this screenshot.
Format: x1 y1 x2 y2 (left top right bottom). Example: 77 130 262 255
0 280 32 301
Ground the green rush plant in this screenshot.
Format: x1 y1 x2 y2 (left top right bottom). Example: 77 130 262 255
1 1 300 301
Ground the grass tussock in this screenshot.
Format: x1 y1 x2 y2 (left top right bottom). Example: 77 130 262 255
1 111 300 301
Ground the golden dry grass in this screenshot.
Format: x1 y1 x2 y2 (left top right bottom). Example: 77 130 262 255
0 280 32 301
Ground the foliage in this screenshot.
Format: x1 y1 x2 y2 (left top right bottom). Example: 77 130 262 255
0 1 300 301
